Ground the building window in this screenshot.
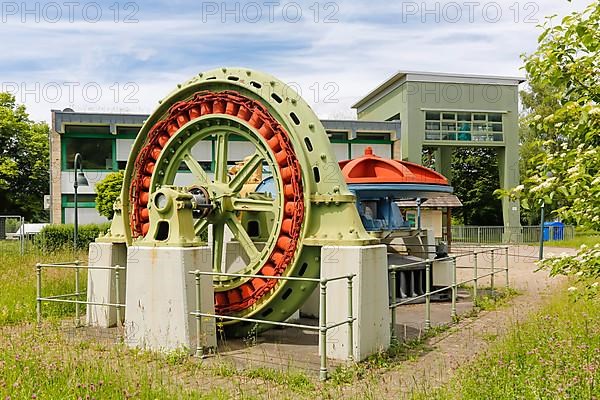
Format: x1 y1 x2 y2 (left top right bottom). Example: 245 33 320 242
355 132 391 141
327 131 348 142
64 137 114 170
424 111 503 142
63 194 97 203
117 126 141 136
64 125 111 135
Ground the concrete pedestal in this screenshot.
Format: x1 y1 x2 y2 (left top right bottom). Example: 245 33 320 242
321 244 390 361
87 242 127 328
124 246 216 353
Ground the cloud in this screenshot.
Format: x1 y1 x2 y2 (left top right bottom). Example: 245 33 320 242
0 0 586 122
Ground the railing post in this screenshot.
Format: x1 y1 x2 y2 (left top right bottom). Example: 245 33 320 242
451 256 457 320
505 246 510 288
425 260 431 331
36 263 42 326
194 270 205 358
75 260 81 327
490 250 495 292
319 279 328 381
390 270 397 340
473 252 478 302
115 265 122 334
347 275 354 362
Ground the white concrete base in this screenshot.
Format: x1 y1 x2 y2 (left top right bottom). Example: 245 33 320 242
86 242 127 328
321 244 390 361
124 246 216 353
433 259 453 286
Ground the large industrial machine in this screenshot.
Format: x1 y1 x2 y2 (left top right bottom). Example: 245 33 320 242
95 67 454 345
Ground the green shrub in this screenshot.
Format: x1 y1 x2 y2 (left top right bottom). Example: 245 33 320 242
95 171 123 219
34 223 110 252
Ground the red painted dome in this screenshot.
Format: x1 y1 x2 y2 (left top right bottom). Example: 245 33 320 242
339 147 449 185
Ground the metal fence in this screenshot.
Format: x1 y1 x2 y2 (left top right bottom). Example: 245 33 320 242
35 261 126 329
389 246 510 338
189 270 355 381
449 225 575 244
35 245 512 381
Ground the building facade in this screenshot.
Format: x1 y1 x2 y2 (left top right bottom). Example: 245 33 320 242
49 110 400 224
352 71 524 228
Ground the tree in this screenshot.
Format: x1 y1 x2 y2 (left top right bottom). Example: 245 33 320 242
514 2 600 230
0 93 49 221
517 82 564 224
509 1 600 292
451 147 503 226
95 171 123 219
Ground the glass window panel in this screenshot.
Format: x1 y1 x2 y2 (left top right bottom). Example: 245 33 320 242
493 133 504 141
117 126 141 136
328 131 348 141
64 125 111 135
426 121 440 130
442 112 456 120
457 112 471 121
491 123 503 132
64 194 96 202
473 114 487 121
425 131 440 140
488 113 503 122
458 122 471 132
65 137 113 170
355 132 391 141
425 111 440 120
442 132 457 140
442 122 456 131
473 122 488 131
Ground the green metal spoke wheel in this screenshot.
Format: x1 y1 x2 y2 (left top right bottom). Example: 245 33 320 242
117 68 372 336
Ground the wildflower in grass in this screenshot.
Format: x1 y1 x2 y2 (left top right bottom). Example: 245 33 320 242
568 287 577 292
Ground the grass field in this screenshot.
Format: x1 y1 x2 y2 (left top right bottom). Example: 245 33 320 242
546 233 600 249
2 238 598 399
0 241 88 325
411 286 600 399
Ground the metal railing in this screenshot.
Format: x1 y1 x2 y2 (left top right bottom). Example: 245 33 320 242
449 225 575 244
189 270 355 381
389 246 510 337
0 215 25 255
35 261 126 328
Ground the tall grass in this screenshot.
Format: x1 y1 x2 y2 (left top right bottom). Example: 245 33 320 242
411 287 600 399
0 241 87 325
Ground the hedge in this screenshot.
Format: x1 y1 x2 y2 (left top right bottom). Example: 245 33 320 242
34 223 111 252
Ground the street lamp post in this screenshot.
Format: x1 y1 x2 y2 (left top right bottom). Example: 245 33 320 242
73 153 89 250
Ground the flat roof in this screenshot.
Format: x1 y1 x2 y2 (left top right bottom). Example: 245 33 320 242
51 109 149 134
352 71 526 110
51 110 401 138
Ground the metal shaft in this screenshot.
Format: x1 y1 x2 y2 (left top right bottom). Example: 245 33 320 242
319 280 328 381
75 260 80 327
451 256 457 319
490 250 495 291
473 252 478 301
390 270 397 340
36 264 42 325
425 260 431 330
195 270 204 357
505 246 510 288
347 276 354 362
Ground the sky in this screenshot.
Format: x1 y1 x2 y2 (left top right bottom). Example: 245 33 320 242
0 0 587 123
